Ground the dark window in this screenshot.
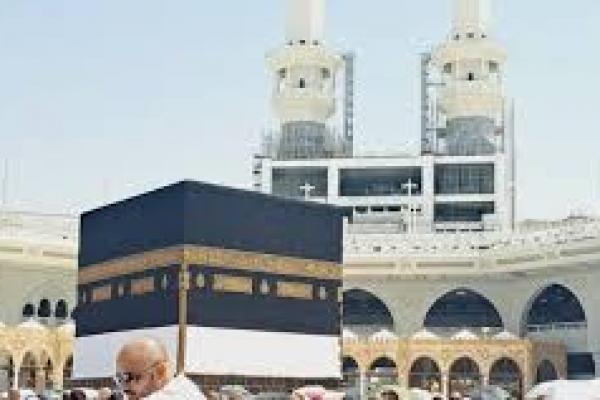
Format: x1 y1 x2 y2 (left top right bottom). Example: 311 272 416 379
409 358 441 392
355 206 368 214
527 284 586 325
371 206 384 213
424 288 503 328
278 68 286 79
536 360 557 383
299 39 306 45
38 299 51 318
339 168 422 197
467 32 475 38
22 303 35 318
343 289 394 328
272 167 328 199
567 353 596 379
434 202 495 223
434 164 495 195
489 61 499 73
55 300 69 319
468 72 475 81
343 357 359 373
388 206 402 213
321 68 330 79
489 358 523 399
449 358 481 398
298 78 306 89
454 34 460 40
443 63 453 74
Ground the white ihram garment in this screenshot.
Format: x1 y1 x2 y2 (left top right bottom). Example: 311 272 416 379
143 375 206 400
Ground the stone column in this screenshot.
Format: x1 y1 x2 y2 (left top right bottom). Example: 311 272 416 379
11 362 19 390
359 369 367 400
53 366 64 391
441 373 449 400
327 165 339 202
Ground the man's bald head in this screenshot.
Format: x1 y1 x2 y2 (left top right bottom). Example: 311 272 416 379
117 337 168 367
115 337 171 400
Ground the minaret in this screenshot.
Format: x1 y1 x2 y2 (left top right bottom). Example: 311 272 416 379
432 0 506 127
266 0 343 160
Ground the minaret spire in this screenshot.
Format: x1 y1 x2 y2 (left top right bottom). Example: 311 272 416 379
265 0 345 160
452 0 491 38
286 0 325 45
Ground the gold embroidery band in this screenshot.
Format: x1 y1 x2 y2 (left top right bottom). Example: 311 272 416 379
131 277 155 295
276 282 313 300
213 274 253 294
79 245 340 285
91 285 112 302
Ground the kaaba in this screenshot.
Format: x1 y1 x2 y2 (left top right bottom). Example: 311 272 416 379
73 180 345 392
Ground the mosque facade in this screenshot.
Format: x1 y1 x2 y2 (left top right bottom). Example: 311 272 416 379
253 0 600 399
0 211 77 394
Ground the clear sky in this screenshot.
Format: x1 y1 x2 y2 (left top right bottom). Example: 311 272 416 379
0 0 598 220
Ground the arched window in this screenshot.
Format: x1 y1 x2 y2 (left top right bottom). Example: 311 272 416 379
526 284 586 327
489 358 522 399
55 300 68 319
19 352 37 389
343 356 359 374
368 357 397 385
536 360 557 383
409 357 442 394
343 289 394 329
449 357 481 398
424 289 503 329
38 299 51 318
22 303 35 318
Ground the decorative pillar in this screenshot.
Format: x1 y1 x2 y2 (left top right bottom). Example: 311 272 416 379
441 372 449 400
53 365 64 391
359 368 367 400
11 362 19 390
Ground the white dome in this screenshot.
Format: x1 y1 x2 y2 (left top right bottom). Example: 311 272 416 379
451 329 478 340
493 330 518 340
342 328 358 340
411 329 440 341
370 328 398 341
18 319 46 331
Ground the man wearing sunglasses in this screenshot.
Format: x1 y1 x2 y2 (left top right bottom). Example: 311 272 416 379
115 338 205 400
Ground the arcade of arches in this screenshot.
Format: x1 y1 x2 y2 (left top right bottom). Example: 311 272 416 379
342 287 580 399
0 324 74 392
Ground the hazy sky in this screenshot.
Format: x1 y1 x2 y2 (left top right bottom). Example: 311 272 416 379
0 0 598 219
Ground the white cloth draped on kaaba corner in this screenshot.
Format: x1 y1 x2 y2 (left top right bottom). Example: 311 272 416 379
74 325 341 380
144 375 206 400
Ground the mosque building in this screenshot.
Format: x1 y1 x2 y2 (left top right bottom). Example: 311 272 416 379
253 0 600 399
0 211 77 394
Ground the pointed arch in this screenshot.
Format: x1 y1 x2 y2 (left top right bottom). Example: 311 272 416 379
424 288 503 329
489 358 522 399
525 284 586 328
409 357 442 393
343 289 394 329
